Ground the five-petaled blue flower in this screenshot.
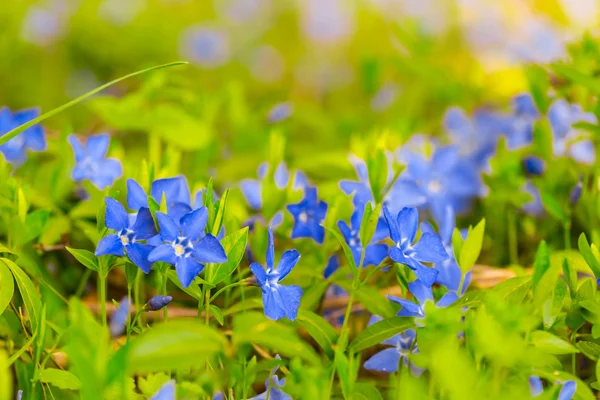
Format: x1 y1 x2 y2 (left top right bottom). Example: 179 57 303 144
286 186 328 244
382 206 447 286
249 355 292 400
363 315 424 375
148 208 227 288
529 376 576 400
0 107 46 166
338 207 388 268
250 228 303 321
68 133 123 189
127 176 197 220
388 279 457 319
95 198 157 273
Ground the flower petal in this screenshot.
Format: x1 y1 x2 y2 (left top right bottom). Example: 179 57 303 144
388 295 422 317
86 133 110 160
148 244 177 265
558 381 576 400
382 205 400 244
152 176 190 208
181 207 209 241
150 380 176 400
240 179 262 210
276 249 300 281
127 179 148 210
413 233 448 263
409 260 439 287
266 227 275 269
250 262 267 287
364 348 401 373
126 243 154 274
67 134 85 162
95 234 124 257
132 208 158 240
262 285 286 321
175 257 204 288
278 284 302 321
408 280 433 305
397 207 418 244
105 197 129 232
193 234 227 263
155 212 180 242
364 244 388 267
437 292 458 308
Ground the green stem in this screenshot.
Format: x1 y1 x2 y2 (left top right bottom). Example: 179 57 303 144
507 210 518 265
205 287 210 326
210 279 250 302
99 273 107 328
162 271 168 321
564 220 572 250
571 331 577 374
134 270 142 328
126 284 132 343
74 268 92 298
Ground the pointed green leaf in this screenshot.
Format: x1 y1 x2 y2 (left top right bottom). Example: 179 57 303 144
349 317 414 353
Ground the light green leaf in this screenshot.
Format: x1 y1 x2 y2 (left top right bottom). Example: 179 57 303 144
211 189 229 236
16 188 28 223
128 319 227 373
530 330 579 355
1 258 42 331
209 227 248 285
349 383 384 400
459 218 485 272
66 247 99 272
39 368 81 391
209 305 224 326
0 351 11 400
0 261 14 316
540 190 569 224
578 233 600 279
296 310 338 358
349 317 414 353
577 341 600 361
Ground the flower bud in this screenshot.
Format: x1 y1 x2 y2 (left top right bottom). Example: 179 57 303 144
145 295 173 311
569 181 582 206
522 156 545 177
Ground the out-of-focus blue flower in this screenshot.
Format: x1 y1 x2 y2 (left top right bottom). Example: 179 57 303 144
109 296 130 338
391 145 482 219
522 156 545 177
370 84 398 112
150 380 176 400
146 295 173 311
95 198 157 273
382 206 446 287
241 162 308 211
522 181 544 216
302 0 354 44
250 228 303 321
548 99 597 164
421 207 470 294
339 153 396 208
323 254 340 279
127 176 194 220
0 107 46 166
287 186 328 244
68 133 123 189
180 26 231 68
268 102 293 123
337 207 388 267
363 315 424 375
148 208 227 288
505 94 539 149
529 376 576 400
16 390 23 400
569 181 583 206
249 355 292 400
387 279 457 319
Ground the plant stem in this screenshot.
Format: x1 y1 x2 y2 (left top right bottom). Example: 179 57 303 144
126 284 132 343
564 220 572 250
507 209 518 265
134 270 142 327
162 271 168 321
205 287 211 326
75 268 92 298
99 273 107 327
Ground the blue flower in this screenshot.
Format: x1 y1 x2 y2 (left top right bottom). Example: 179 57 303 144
249 355 292 400
363 315 424 375
146 295 173 311
109 296 129 338
387 279 457 319
250 228 303 321
339 153 396 208
150 380 176 400
421 207 470 294
549 99 597 164
391 145 482 220
505 93 539 149
382 206 447 287
127 176 195 220
68 133 123 189
522 156 545 177
180 26 231 68
523 180 544 216
0 107 46 165
95 198 157 273
241 162 308 211
148 208 227 288
286 187 328 244
268 102 293 123
529 376 576 400
569 181 583 206
337 207 388 268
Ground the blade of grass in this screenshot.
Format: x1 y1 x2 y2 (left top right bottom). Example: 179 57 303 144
0 61 188 147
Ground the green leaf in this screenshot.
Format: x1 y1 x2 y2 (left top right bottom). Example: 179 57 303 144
39 368 81 391
128 319 226 373
542 279 566 329
451 228 464 260
337 281 395 318
0 351 11 400
359 203 380 255
490 276 532 304
1 258 42 331
562 257 578 299
367 149 387 203
209 305 224 326
233 312 320 365
15 210 50 245
334 348 353 398
530 330 579 355
577 341 600 361
349 317 414 353
211 189 229 236
0 61 187 147
125 262 138 287
296 310 338 358
325 226 357 272
166 270 201 301
458 218 485 272
66 247 99 272
578 233 600 278
209 227 248 285
16 188 28 223
551 63 600 95
540 190 569 224
532 241 550 295
0 261 14 316
299 280 329 311
349 383 384 400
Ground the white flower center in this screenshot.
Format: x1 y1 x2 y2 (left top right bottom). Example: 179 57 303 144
427 179 442 193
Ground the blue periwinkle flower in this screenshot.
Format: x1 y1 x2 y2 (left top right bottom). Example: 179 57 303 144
505 93 539 149
529 376 576 400
522 156 545 177
68 133 123 189
109 296 129 338
387 279 457 319
339 153 395 209
287 187 328 244
148 208 227 288
382 206 447 287
363 315 424 375
337 207 388 267
95 198 157 273
146 295 173 311
250 228 303 321
0 107 46 166
249 355 292 400
180 26 231 68
150 380 176 400
549 99 597 164
241 162 308 211
569 181 583 206
268 102 293 123
127 176 196 220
